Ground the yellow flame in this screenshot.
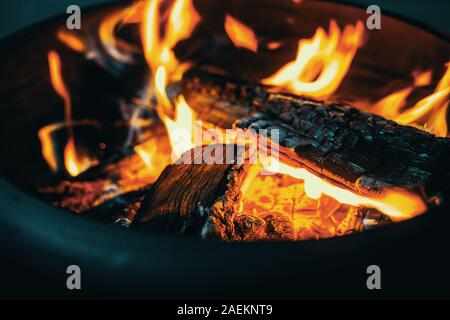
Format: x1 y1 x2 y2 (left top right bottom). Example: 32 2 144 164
373 64 450 137
162 95 195 160
225 15 258 52
135 141 156 170
372 70 433 119
141 0 200 74
46 51 96 176
262 158 427 221
262 20 364 99
140 0 200 161
141 0 159 69
64 139 94 177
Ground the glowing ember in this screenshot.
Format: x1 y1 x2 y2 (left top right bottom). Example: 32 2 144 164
240 173 355 240
225 15 259 52
262 20 364 99
257 157 426 221
372 64 450 137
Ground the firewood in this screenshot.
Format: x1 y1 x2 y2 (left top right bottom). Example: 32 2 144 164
133 144 254 239
37 150 156 213
133 144 391 240
177 71 450 198
83 187 150 226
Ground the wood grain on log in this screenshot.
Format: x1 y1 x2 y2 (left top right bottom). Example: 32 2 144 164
178 71 450 198
133 144 253 239
134 144 391 240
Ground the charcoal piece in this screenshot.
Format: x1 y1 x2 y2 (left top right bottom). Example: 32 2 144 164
233 214 266 241
262 213 296 241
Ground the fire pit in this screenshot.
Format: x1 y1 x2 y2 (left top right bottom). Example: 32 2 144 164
0 0 449 298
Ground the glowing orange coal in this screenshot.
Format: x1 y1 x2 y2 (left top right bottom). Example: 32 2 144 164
258 158 427 221
39 51 97 176
372 64 450 137
225 15 258 53
263 20 364 99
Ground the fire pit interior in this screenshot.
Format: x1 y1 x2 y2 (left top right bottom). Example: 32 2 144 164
0 0 449 243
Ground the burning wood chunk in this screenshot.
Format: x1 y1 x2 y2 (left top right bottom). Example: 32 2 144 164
179 71 450 199
233 215 266 241
335 207 394 237
134 144 391 241
83 187 150 226
134 144 253 239
37 150 159 213
238 173 388 240
261 213 296 241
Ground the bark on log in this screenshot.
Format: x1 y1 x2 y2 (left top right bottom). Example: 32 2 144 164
177 71 450 198
133 144 253 239
134 144 391 240
37 150 156 213
83 187 150 226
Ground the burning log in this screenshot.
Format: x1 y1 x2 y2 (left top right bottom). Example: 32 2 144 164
84 187 150 227
133 144 253 239
37 150 158 213
134 144 392 240
178 71 450 199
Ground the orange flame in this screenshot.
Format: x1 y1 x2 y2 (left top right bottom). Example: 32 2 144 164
225 15 258 52
44 51 97 176
373 64 450 137
138 0 200 164
141 0 200 75
372 70 433 119
38 123 63 172
57 30 87 53
259 157 426 221
98 2 144 63
262 20 364 99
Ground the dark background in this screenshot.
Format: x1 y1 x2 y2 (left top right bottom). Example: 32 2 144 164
0 0 450 39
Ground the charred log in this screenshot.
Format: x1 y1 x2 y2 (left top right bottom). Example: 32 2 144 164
37 150 156 213
83 186 150 226
134 144 391 240
178 71 450 198
133 144 253 239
